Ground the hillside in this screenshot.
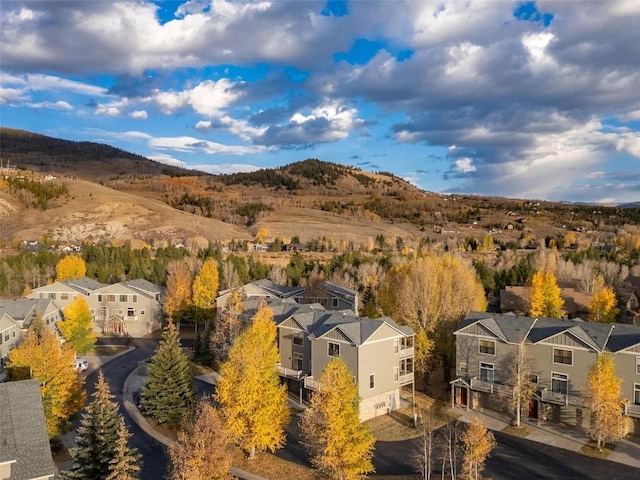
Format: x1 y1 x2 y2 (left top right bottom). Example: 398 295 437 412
1 128 639 247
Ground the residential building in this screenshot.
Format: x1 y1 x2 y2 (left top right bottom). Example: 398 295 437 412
618 275 640 325
500 285 593 318
0 379 55 479
0 299 63 381
452 312 640 433
247 297 415 421
28 278 163 337
216 279 358 318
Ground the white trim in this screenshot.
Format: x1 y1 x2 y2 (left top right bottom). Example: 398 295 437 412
634 383 640 404
636 356 640 375
479 361 494 382
535 330 597 351
478 338 496 356
551 371 569 393
327 341 340 357
369 373 375 389
393 367 399 382
552 347 574 366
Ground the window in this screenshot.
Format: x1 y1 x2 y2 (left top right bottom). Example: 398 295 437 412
553 348 573 365
98 295 103 302
3 332 8 342
107 295 116 302
551 372 569 394
479 339 495 355
332 298 338 307
479 362 494 383
61 293 69 300
127 308 135 317
12 330 15 338
132 295 138 303
636 357 640 375
328 342 340 357
394 339 399 354
401 358 413 375
459 362 468 375
402 336 414 349
293 332 304 346
528 373 539 384
49 293 56 300
394 367 399 382
293 353 303 371
634 384 640 405
39 293 45 299
369 374 375 389
119 294 128 302
140 310 145 316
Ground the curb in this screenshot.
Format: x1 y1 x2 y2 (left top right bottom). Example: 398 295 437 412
123 367 269 480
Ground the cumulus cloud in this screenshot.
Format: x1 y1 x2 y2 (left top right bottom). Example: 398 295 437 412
130 110 148 119
27 100 73 110
152 79 241 116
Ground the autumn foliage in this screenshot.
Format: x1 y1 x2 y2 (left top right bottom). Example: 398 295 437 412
529 270 565 318
8 319 85 437
588 286 619 323
55 255 87 281
460 417 496 480
61 296 97 354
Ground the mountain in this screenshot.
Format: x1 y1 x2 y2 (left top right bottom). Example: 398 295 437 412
1 128 638 246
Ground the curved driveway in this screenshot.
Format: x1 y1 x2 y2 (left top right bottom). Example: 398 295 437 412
94 338 640 480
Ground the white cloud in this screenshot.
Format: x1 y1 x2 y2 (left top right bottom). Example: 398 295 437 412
130 110 148 119
0 72 108 96
615 132 640 157
196 163 262 175
0 87 30 104
27 100 73 110
152 79 241 116
454 157 476 173
149 135 267 155
147 153 188 168
195 120 212 131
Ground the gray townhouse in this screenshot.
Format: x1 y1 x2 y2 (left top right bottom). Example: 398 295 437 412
0 379 55 480
216 279 359 319
243 297 415 421
28 278 163 337
452 312 640 433
0 298 63 381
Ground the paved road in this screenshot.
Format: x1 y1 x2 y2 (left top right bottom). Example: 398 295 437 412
92 338 640 480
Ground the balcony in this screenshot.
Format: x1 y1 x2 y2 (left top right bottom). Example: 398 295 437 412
540 389 587 407
399 346 414 358
399 371 414 385
304 376 322 392
470 378 512 396
624 403 640 418
277 364 304 380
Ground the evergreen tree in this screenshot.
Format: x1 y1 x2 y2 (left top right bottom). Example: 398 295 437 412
300 357 375 480
215 306 289 459
140 322 195 425
106 422 141 480
64 372 139 480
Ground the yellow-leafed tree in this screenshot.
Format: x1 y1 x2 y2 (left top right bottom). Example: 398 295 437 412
585 353 625 451
378 254 487 380
168 399 232 480
254 228 270 244
460 417 496 480
8 318 85 437
61 296 97 355
192 258 219 332
588 286 619 323
300 357 375 480
55 255 87 281
529 271 565 318
164 259 195 321
215 305 289 459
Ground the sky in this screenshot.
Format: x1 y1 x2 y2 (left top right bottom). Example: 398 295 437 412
1 1 639 204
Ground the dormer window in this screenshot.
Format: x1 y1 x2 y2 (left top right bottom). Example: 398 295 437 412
328 342 340 357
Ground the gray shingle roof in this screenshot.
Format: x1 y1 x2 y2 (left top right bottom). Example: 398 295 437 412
0 379 55 480
65 277 107 292
457 312 640 352
252 279 306 298
121 278 163 294
0 298 56 328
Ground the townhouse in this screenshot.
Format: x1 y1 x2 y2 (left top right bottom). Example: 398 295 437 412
452 312 640 432
28 278 163 337
0 298 63 381
244 297 415 421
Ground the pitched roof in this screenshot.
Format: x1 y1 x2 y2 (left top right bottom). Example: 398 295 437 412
64 277 107 292
321 281 357 300
120 278 163 294
457 312 640 353
0 298 56 328
0 380 55 480
252 279 305 298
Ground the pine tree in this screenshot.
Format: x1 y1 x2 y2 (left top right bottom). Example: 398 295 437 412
8 317 85 437
61 296 97 355
106 422 141 480
585 353 625 451
168 399 232 480
140 322 195 425
300 357 375 480
64 372 139 479
215 306 289 459
55 255 87 281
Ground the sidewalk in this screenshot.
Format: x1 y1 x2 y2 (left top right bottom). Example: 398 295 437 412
456 407 640 469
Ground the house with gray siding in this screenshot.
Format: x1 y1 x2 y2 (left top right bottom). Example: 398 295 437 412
255 298 415 421
453 312 640 432
28 278 163 337
0 299 63 381
0 379 55 479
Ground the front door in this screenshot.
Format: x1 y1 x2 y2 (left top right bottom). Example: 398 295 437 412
529 399 538 419
457 386 468 407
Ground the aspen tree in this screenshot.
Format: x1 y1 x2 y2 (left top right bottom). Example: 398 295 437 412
55 255 87 281
588 286 619 323
61 296 96 354
460 417 496 480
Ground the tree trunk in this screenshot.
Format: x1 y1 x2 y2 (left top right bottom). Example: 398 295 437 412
249 444 256 460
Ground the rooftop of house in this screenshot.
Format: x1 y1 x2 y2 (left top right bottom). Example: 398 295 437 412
0 379 55 480
119 278 163 295
500 285 593 317
0 298 55 328
458 311 640 353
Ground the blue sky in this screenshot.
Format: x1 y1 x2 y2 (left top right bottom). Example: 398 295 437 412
1 0 639 204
